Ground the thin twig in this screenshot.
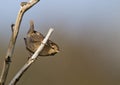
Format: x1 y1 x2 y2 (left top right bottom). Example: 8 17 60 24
9 28 54 85
0 0 40 85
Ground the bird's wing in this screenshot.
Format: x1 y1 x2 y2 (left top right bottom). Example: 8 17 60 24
30 32 44 42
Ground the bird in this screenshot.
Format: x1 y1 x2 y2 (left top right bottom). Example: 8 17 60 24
24 20 59 57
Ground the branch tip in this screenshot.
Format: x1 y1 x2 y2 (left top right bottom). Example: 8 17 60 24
11 24 15 32
20 2 27 7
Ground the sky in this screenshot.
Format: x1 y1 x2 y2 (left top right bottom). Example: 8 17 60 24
0 0 120 33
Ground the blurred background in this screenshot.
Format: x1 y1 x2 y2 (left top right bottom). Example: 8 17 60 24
0 0 120 85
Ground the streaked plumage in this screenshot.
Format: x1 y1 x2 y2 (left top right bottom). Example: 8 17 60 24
24 20 59 57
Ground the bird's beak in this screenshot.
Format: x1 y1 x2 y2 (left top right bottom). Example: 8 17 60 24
56 50 60 53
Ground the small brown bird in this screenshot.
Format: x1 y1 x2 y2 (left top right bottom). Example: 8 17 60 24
24 20 59 57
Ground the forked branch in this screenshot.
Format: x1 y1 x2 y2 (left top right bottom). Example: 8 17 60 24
0 0 40 85
9 28 54 85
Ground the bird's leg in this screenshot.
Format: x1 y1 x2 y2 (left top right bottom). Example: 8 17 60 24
27 51 33 60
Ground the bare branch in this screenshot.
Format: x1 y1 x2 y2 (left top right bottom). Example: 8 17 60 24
9 28 54 85
0 0 40 85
